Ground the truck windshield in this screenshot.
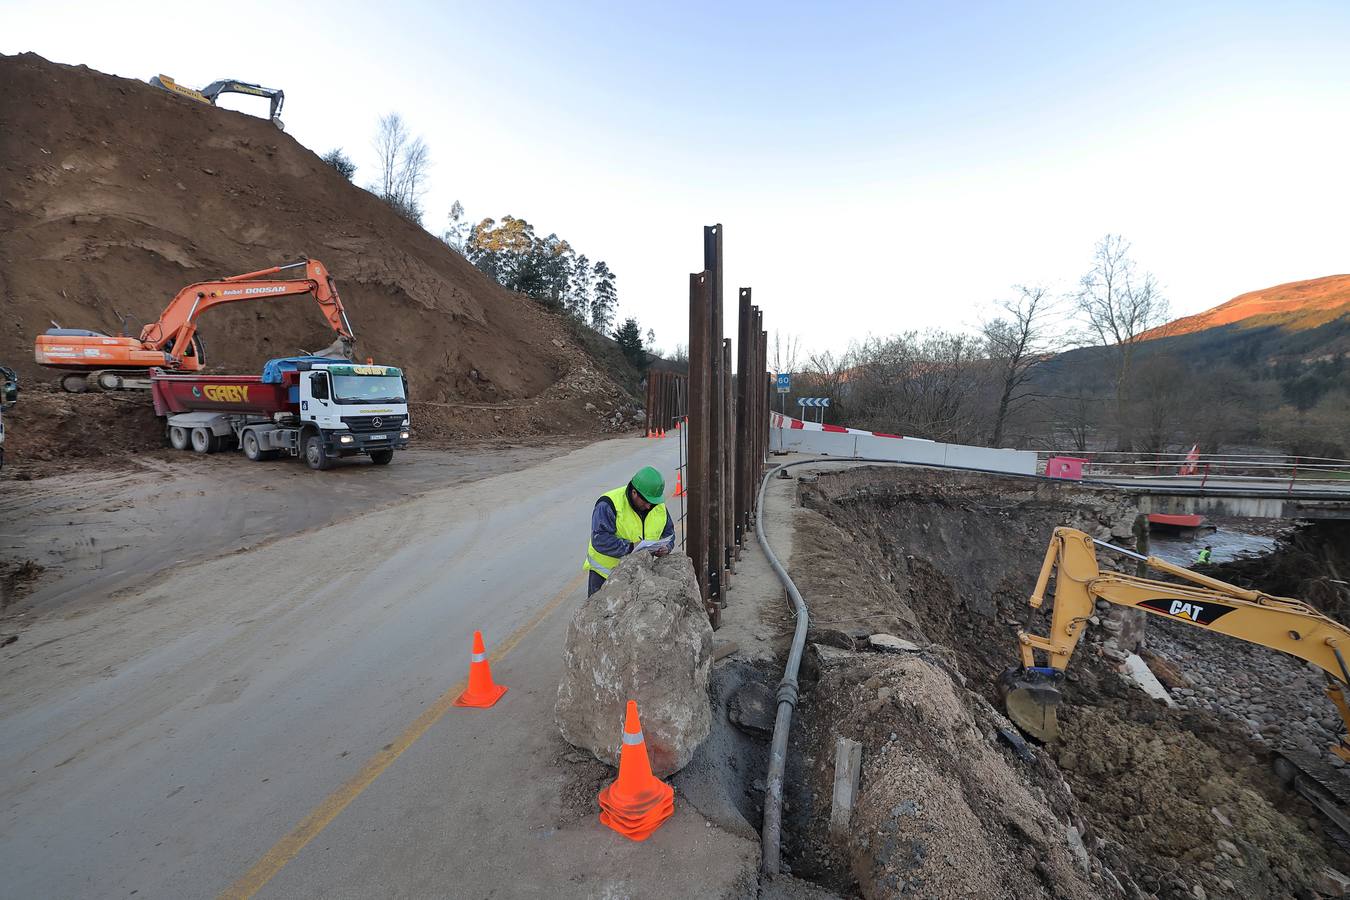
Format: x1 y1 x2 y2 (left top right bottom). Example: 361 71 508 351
331 374 406 404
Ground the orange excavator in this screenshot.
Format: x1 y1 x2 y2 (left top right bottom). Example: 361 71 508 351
34 259 356 392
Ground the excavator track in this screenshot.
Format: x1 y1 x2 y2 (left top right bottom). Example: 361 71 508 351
1274 749 1350 847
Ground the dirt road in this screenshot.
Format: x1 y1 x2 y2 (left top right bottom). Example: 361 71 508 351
0 436 758 899
0 444 576 619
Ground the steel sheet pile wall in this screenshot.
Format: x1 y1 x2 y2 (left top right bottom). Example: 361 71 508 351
685 224 769 626
643 370 688 436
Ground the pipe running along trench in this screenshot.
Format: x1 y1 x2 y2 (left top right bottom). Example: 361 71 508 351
754 453 1111 875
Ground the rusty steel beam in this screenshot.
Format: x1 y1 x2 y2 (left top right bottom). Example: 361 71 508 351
734 288 752 557
687 272 713 623
703 224 726 605
723 337 735 580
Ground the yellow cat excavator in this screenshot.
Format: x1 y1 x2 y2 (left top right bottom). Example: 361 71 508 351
1001 527 1350 835
150 74 285 129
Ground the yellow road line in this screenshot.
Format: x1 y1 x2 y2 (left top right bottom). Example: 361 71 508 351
220 570 587 900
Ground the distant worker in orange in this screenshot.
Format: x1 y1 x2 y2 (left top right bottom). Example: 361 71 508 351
583 466 674 596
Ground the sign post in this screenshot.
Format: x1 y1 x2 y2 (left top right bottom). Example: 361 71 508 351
798 396 831 424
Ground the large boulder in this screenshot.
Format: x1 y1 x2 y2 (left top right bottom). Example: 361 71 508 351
555 550 713 777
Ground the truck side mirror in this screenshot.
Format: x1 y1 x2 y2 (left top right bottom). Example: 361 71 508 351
310 372 329 400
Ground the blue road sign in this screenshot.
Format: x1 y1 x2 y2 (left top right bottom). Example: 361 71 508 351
776 373 791 393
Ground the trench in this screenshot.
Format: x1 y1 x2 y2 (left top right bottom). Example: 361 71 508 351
769 466 1350 899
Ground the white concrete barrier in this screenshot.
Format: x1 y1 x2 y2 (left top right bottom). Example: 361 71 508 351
770 419 1037 475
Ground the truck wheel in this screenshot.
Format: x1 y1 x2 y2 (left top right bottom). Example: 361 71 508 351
304 434 332 470
369 449 394 466
169 426 190 451
190 427 215 454
243 431 264 461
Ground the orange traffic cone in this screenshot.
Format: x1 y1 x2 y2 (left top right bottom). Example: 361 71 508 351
673 470 686 497
660 428 666 438
454 630 508 708
598 701 674 841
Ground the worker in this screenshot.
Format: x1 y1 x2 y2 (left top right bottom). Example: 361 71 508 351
584 465 675 596
1196 545 1213 565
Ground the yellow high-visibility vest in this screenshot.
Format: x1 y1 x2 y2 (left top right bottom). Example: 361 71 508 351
584 485 668 579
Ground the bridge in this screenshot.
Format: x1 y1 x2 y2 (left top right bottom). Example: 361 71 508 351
1048 452 1350 521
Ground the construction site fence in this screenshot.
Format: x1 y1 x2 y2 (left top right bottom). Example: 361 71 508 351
1038 450 1350 486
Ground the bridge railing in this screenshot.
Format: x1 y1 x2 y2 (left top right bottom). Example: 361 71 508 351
1036 450 1350 490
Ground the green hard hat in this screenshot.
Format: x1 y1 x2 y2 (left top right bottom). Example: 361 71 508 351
632 466 665 504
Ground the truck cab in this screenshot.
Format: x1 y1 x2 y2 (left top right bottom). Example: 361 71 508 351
296 362 411 468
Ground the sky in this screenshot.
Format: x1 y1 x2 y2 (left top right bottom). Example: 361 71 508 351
6 0 1350 358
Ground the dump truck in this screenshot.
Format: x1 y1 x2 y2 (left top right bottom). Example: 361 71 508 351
150 358 410 470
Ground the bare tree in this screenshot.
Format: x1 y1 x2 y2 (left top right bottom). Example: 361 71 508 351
1127 354 1188 454
771 331 803 414
982 285 1060 447
1075 235 1170 448
846 331 991 442
772 331 802 376
1047 390 1100 452
802 350 851 425
372 113 431 224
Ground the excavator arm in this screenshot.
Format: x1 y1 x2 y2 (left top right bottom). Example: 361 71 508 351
1003 527 1350 761
199 79 285 126
140 259 356 368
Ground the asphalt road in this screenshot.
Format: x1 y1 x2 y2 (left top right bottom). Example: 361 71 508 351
0 435 757 898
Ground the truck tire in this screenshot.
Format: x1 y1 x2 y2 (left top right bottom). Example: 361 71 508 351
243 431 264 461
304 434 332 471
169 426 190 451
190 427 215 454
369 449 394 466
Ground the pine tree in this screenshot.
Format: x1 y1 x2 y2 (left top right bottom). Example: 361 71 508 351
591 261 617 332
569 255 592 322
614 317 646 369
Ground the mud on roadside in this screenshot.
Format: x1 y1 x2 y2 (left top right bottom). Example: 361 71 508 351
777 466 1349 899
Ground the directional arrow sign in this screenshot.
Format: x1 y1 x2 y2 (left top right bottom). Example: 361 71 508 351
798 397 831 407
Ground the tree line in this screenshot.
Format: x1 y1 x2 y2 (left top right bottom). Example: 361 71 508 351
785 235 1350 458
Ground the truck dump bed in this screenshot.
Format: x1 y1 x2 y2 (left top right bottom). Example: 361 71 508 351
150 370 297 416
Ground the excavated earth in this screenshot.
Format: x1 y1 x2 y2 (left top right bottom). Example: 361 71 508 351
0 52 637 463
775 466 1350 899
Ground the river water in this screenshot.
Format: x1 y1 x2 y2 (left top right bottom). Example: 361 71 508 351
1148 525 1277 566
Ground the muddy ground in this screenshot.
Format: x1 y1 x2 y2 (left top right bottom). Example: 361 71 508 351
775 466 1350 899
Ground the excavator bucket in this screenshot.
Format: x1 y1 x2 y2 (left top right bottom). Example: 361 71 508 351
312 336 356 360
998 667 1063 743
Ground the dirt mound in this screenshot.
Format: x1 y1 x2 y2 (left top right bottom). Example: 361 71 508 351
0 53 632 430
3 386 162 477
791 646 1111 898
1140 274 1350 341
784 467 1350 899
